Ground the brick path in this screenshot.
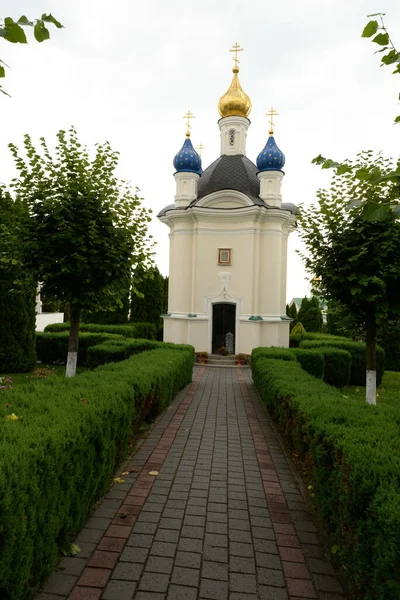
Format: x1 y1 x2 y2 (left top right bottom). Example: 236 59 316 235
36 367 346 600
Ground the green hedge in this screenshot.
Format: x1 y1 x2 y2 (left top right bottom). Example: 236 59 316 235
0 345 193 600
251 355 400 600
251 346 351 387
87 338 192 369
44 321 157 340
36 332 125 366
290 332 350 348
299 340 385 386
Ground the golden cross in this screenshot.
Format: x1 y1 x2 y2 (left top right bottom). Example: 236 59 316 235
183 110 195 137
229 42 244 69
266 107 279 135
196 143 206 157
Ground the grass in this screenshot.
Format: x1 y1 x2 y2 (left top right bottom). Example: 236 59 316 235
340 370 400 408
0 364 86 389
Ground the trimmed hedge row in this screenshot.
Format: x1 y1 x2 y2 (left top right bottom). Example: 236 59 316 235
86 338 191 369
251 355 400 600
44 321 157 340
251 346 352 387
36 332 125 366
290 332 350 348
299 339 385 386
0 345 193 600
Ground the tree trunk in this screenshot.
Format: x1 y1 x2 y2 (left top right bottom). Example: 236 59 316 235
365 305 377 405
66 302 81 378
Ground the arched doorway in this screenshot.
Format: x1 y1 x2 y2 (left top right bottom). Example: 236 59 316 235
212 302 236 354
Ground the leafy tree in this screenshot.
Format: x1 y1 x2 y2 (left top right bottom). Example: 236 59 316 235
326 299 363 340
9 127 153 377
286 301 298 332
291 322 306 335
297 296 323 333
299 153 400 404
0 187 36 372
130 265 168 337
312 14 400 217
0 14 63 96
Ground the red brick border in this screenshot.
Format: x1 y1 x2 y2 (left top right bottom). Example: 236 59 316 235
237 368 318 600
67 367 205 599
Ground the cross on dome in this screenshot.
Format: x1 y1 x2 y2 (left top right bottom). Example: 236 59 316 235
229 42 244 71
183 110 195 138
266 107 279 135
196 143 206 157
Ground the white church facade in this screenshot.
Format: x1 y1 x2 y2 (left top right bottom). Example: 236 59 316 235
158 45 296 355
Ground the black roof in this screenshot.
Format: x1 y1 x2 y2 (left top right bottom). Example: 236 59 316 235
194 154 261 205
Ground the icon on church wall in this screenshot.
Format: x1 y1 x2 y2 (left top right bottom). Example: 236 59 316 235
218 248 232 265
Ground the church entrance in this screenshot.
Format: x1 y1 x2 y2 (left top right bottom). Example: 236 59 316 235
212 303 236 354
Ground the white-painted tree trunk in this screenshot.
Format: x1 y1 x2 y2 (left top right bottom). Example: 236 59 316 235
66 352 78 378
366 370 377 405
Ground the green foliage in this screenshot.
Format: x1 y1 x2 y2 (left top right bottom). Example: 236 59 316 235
251 347 296 365
295 349 324 379
130 265 168 339
317 347 352 387
0 187 36 372
44 321 157 340
298 296 323 332
286 302 298 331
362 13 400 124
0 345 193 600
299 340 385 386
377 320 400 371
9 127 154 376
36 332 124 366
290 332 350 348
326 299 364 339
251 355 400 599
0 14 63 96
290 322 306 336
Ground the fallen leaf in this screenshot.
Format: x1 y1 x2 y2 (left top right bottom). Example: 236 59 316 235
119 513 127 519
129 468 136 473
5 413 21 421
149 471 159 476
331 545 339 555
80 398 88 404
121 471 129 475
114 477 125 483
62 543 81 557
2 403 12 408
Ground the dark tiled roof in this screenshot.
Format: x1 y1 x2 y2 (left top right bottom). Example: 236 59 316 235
194 154 261 204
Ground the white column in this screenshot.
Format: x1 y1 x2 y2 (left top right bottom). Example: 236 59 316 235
258 171 283 208
218 116 250 156
174 172 200 208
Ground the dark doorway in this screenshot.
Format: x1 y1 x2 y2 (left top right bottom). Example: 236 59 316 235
212 303 236 354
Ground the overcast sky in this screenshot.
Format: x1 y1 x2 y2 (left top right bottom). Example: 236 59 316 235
1 0 399 302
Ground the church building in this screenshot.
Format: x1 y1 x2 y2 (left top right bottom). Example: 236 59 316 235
158 44 296 355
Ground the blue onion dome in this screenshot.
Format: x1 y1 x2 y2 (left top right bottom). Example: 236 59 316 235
256 135 285 172
173 136 202 175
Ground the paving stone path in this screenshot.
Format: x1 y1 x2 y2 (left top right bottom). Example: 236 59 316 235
36 366 346 600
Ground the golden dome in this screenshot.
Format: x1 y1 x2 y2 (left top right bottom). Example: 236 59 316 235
218 66 252 118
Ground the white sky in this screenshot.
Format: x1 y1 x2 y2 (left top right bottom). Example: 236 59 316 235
1 0 399 302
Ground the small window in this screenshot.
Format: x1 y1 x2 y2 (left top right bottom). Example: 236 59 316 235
229 129 235 146
218 248 232 265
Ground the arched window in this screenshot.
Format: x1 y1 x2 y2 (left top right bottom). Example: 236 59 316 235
229 129 235 146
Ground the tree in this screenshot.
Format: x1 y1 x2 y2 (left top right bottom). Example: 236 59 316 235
9 127 154 377
286 302 298 331
298 153 400 404
0 14 63 96
326 299 363 340
130 265 168 337
297 296 323 333
0 187 36 372
312 14 400 217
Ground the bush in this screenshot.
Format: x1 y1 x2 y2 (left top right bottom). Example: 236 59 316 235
295 349 324 379
290 322 306 337
318 346 352 387
251 355 400 600
44 321 157 340
36 332 124 366
87 338 193 369
0 345 193 600
299 340 385 386
290 331 350 348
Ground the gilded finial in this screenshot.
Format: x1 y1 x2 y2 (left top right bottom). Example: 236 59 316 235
183 110 195 138
266 107 279 135
229 42 244 72
218 43 251 118
196 143 206 157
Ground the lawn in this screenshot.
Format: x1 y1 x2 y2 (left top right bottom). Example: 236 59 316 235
340 370 400 407
0 364 86 390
